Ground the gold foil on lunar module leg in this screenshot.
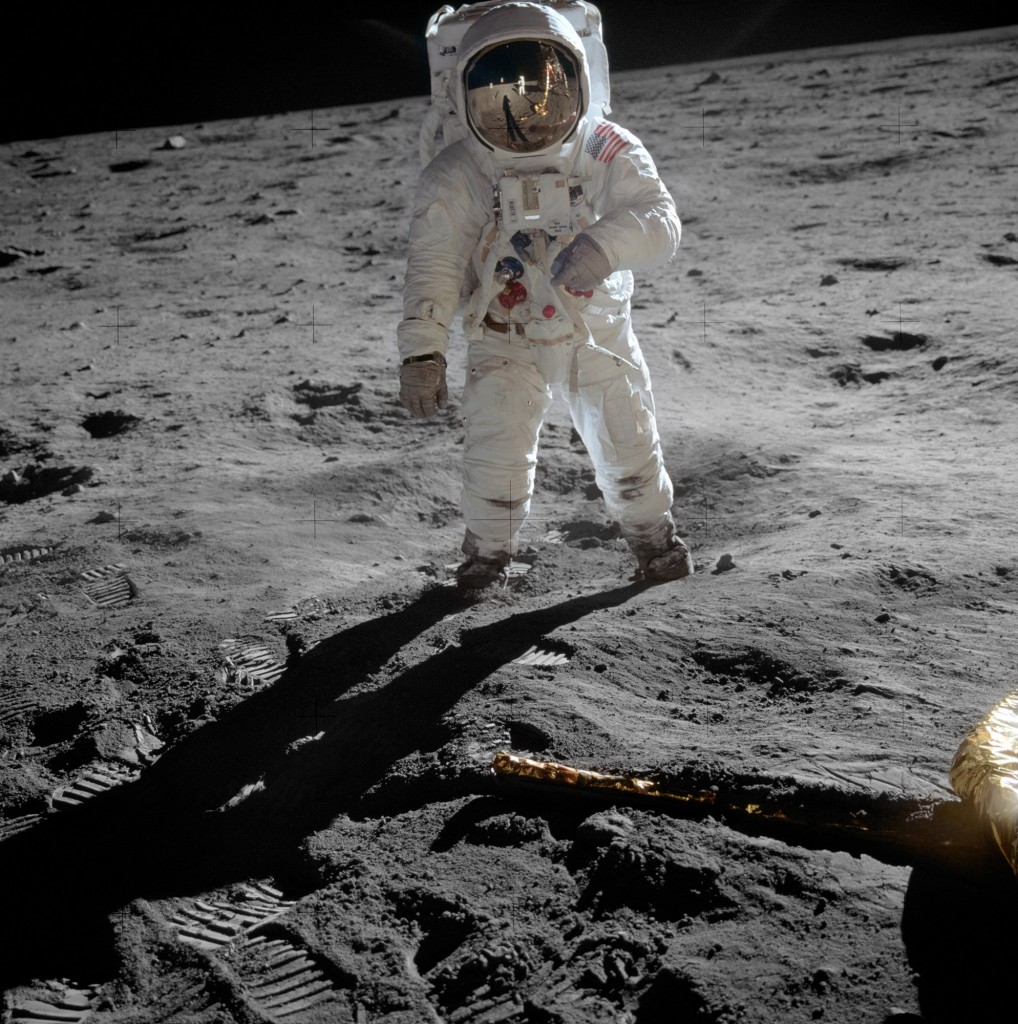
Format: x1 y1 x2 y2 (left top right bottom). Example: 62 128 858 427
950 689 1018 878
491 752 717 808
492 754 791 823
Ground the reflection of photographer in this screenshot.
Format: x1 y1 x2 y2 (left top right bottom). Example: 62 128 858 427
502 94 525 145
398 2 693 592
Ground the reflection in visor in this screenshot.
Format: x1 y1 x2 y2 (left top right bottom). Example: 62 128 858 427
465 40 581 154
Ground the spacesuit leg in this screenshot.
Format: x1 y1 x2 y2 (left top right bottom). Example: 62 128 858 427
567 321 675 533
566 317 692 580
460 340 553 561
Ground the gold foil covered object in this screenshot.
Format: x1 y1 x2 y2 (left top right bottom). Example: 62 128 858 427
491 752 719 810
950 689 1018 877
490 754 969 859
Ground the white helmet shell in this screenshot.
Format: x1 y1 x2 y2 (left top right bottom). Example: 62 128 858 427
456 3 595 165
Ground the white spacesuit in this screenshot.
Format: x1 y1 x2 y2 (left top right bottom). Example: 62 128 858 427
398 1 693 589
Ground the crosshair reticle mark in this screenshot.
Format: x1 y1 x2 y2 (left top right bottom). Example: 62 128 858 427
98 304 130 346
471 479 557 559
684 106 725 148
295 501 344 541
89 498 147 542
109 499 135 542
292 306 334 344
882 302 921 339
696 495 728 537
894 688 920 791
112 128 137 149
288 109 326 148
676 301 736 346
296 692 338 733
877 105 920 143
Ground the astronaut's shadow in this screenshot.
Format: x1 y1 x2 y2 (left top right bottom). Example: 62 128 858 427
0 577 645 986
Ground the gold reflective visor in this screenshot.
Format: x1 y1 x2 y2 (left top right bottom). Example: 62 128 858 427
465 40 582 154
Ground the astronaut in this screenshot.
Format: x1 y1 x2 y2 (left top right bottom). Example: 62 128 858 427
398 1 693 591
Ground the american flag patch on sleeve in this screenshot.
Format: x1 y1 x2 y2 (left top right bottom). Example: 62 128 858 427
584 122 630 164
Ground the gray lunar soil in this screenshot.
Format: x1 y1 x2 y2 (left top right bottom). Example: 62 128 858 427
2 24 1018 1024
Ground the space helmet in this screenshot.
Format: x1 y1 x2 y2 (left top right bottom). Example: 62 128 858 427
457 3 592 160
463 38 582 154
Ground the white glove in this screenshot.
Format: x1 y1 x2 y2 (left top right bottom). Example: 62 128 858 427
399 353 448 419
550 234 612 292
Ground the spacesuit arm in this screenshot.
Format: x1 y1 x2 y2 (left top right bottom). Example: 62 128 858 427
580 133 681 275
397 148 489 362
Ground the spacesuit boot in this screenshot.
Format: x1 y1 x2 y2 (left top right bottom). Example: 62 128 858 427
623 514 694 583
455 528 511 591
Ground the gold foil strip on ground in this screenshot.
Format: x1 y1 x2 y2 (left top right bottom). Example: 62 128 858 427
950 689 1018 877
491 752 717 807
494 749 990 870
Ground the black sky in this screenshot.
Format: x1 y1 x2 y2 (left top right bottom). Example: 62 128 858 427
6 3 1016 143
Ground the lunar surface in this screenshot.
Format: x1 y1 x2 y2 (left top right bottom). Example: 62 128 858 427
3 23 1018 1024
